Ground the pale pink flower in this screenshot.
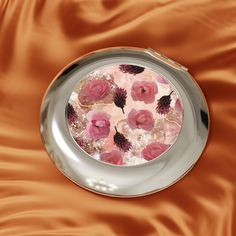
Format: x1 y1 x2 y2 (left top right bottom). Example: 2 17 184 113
100 150 123 165
141 142 170 161
131 81 158 104
85 110 110 139
175 99 182 113
80 79 110 103
156 75 168 84
127 109 154 131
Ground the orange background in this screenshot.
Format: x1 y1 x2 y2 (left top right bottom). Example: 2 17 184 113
0 1 236 235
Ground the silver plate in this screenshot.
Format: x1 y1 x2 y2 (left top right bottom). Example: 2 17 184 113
40 47 209 197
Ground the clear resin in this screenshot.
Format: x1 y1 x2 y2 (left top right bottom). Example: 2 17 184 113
67 64 183 166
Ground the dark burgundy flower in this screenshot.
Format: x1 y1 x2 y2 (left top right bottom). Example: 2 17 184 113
74 137 84 148
113 127 132 152
67 103 77 124
119 64 145 75
113 87 127 114
156 91 173 115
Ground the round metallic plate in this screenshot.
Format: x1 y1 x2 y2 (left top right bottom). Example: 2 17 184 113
40 47 209 197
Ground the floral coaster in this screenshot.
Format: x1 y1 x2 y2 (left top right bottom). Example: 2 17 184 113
67 64 183 166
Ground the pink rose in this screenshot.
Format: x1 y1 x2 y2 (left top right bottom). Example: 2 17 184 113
141 142 170 161
127 109 154 131
100 150 123 165
80 79 110 103
131 81 158 104
85 110 110 139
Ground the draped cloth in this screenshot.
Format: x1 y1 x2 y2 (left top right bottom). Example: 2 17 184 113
0 1 235 235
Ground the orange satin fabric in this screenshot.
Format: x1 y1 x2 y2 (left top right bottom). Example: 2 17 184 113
0 0 236 235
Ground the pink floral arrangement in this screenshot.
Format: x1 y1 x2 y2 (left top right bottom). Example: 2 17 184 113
67 64 183 166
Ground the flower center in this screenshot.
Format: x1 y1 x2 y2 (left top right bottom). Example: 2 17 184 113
92 119 108 128
141 87 146 93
